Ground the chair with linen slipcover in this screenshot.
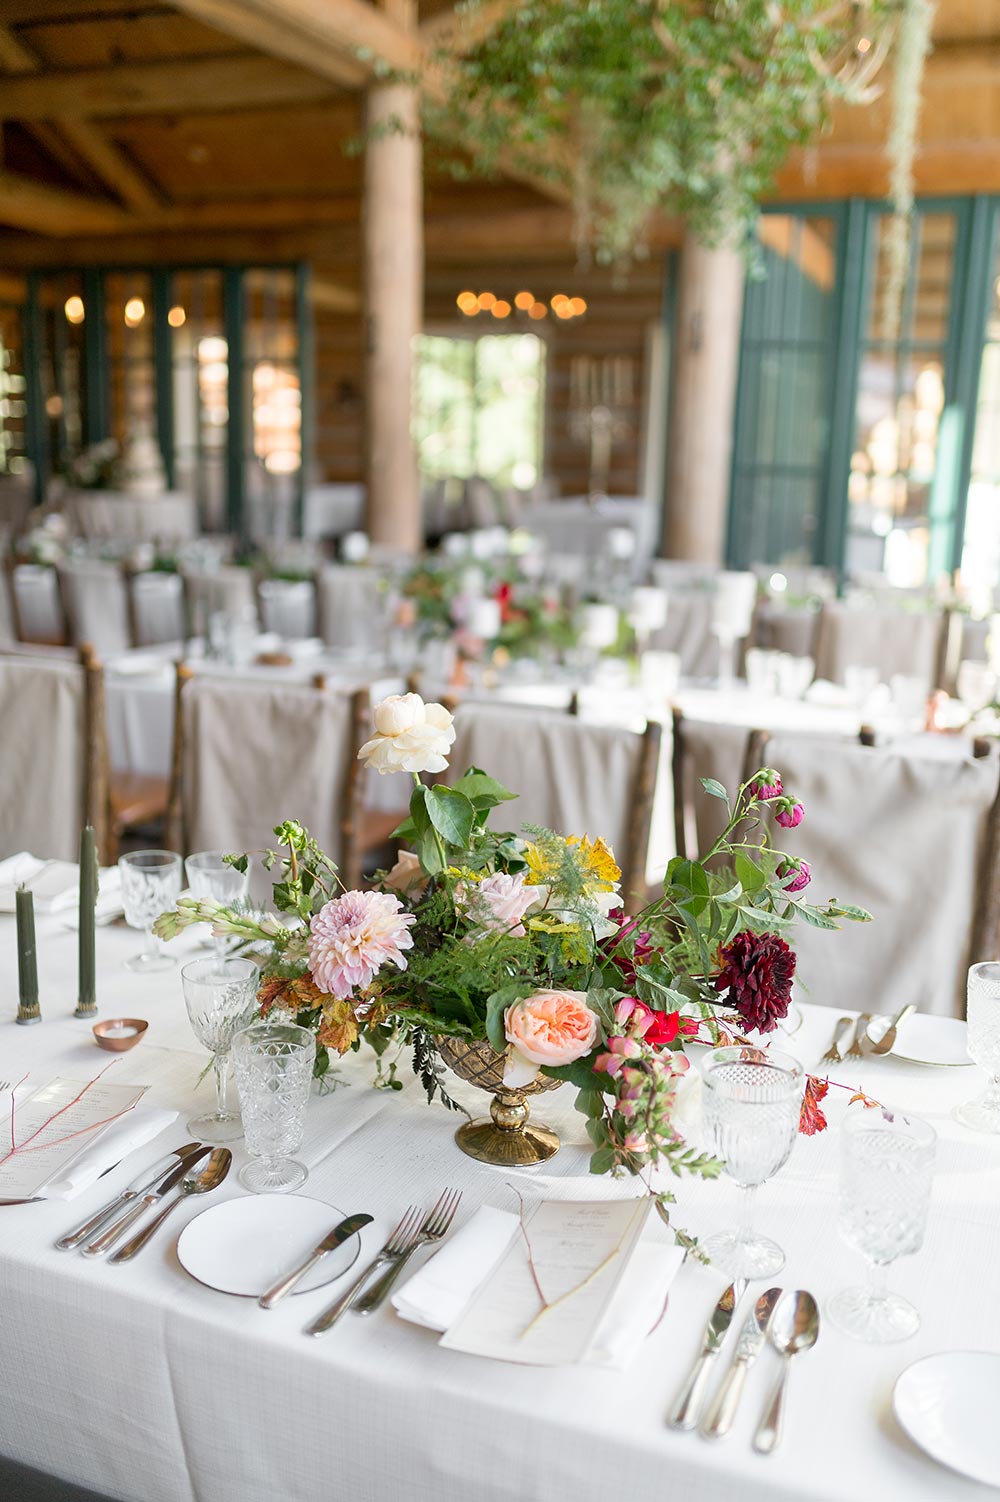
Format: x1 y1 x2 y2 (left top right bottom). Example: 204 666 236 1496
746 728 1000 1017
445 701 663 905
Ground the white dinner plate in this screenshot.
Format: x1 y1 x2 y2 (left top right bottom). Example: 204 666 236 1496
176 1195 362 1297
894 1351 1000 1486
884 1013 972 1068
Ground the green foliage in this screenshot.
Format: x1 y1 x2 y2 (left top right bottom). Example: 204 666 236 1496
423 0 899 259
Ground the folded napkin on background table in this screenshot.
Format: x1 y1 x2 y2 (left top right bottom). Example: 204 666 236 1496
0 853 122 919
392 1204 685 1370
38 1105 178 1200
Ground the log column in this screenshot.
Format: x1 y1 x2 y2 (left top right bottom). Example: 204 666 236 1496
363 0 423 552
662 230 745 563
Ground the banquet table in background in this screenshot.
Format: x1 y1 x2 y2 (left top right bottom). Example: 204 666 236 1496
1 916 999 1502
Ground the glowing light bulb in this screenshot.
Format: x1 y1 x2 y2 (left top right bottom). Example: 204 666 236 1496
124 297 145 326
168 305 186 328
64 296 85 324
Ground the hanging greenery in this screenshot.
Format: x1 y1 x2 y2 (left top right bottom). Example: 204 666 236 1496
880 0 937 341
424 0 903 262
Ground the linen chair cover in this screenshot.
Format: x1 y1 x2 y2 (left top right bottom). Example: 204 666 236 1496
130 571 186 646
0 655 88 860
317 564 381 650
751 601 819 659
181 568 257 635
302 483 365 541
175 675 357 901
672 713 758 860
11 565 65 644
814 601 945 691
762 732 1000 1017
650 589 718 678
59 559 131 657
445 702 661 897
258 579 317 640
465 477 498 529
0 569 13 643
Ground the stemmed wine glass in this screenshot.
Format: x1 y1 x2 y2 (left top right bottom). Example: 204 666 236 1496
954 961 1000 1133
118 850 183 972
185 850 250 965
233 1021 315 1192
700 1045 805 1279
829 1108 935 1342
181 957 259 1143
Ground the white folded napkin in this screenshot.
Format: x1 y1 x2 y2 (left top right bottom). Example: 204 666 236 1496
392 1204 684 1370
0 854 123 918
40 1106 178 1200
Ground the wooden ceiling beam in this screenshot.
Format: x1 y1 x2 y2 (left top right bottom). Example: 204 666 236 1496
0 170 131 233
0 51 338 118
419 1 519 53
167 0 418 87
0 21 163 211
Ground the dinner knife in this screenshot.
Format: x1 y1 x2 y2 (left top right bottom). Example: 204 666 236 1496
55 1141 203 1251
667 1282 744 1431
259 1214 373 1309
700 1286 782 1439
80 1147 210 1258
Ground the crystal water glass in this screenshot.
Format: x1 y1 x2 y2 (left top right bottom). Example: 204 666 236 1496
700 1045 804 1279
118 850 183 972
181 957 259 1143
954 961 1000 1133
829 1108 935 1343
233 1022 315 1192
185 850 250 963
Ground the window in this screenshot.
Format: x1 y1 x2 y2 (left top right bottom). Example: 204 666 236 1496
0 298 27 476
415 332 544 488
961 226 1000 607
846 210 958 586
729 213 841 568
169 269 226 530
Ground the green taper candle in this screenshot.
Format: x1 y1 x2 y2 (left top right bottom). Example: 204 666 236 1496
75 825 98 1018
15 886 40 1025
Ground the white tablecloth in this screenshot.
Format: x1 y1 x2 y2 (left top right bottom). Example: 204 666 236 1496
1 916 998 1502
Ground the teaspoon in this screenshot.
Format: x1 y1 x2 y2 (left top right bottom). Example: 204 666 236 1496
752 1290 819 1454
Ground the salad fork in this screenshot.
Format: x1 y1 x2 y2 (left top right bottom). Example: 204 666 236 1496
821 1016 856 1065
353 1188 463 1315
845 1015 870 1061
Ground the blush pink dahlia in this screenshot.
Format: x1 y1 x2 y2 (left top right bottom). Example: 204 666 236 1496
307 890 415 1000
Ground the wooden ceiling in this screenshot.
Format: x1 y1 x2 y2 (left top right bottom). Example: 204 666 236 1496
1 0 999 282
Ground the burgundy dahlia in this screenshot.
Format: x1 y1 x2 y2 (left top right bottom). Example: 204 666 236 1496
715 931 796 1033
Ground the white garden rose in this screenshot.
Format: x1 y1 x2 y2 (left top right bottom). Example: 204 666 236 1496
358 693 456 775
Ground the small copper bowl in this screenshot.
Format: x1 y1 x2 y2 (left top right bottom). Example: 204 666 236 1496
93 1018 148 1052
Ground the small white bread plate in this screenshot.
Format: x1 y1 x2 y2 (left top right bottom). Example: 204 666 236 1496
894 1351 1000 1487
886 1013 971 1068
177 1195 362 1297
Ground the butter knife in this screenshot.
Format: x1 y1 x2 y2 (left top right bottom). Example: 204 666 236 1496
80 1147 210 1258
259 1214 374 1309
667 1282 744 1431
55 1141 203 1251
700 1286 782 1439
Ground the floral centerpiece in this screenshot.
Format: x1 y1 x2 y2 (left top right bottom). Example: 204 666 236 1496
156 694 870 1181
400 557 577 665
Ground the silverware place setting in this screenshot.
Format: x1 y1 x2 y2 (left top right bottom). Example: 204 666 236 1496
109 1149 232 1263
304 1188 462 1337
259 1213 374 1309
55 1140 204 1251
80 1144 214 1258
701 1287 782 1439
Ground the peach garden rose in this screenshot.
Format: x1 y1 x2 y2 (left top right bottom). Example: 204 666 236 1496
503 989 600 1088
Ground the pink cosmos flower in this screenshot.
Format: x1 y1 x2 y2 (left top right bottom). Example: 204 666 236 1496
454 871 545 938
775 797 804 829
503 989 600 1088
748 768 782 801
308 890 415 1000
778 858 811 893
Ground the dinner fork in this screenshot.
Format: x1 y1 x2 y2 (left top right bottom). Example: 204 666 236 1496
353 1188 463 1316
303 1205 422 1338
821 1016 856 1065
845 1014 871 1061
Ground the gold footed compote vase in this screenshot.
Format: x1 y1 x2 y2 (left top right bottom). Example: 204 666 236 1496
436 1037 562 1166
